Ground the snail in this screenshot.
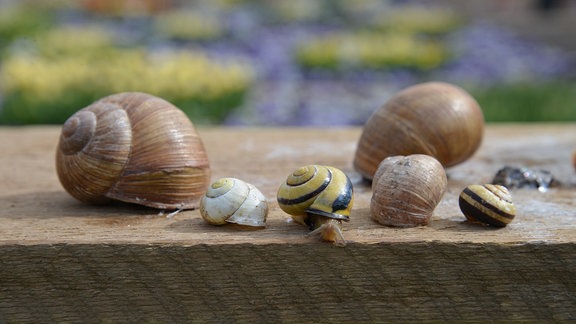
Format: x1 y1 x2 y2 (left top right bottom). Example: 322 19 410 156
459 184 516 227
354 81 484 180
371 154 447 227
56 92 210 209
277 165 353 246
200 178 268 227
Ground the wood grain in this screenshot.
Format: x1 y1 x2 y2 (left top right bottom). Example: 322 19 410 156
0 124 575 322
0 243 574 323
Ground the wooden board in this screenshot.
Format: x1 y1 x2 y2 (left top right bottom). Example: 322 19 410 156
0 125 575 322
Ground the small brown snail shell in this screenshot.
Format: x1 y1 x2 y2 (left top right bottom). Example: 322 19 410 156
459 184 516 227
56 92 210 209
200 178 268 227
277 165 354 246
371 154 447 227
354 82 484 180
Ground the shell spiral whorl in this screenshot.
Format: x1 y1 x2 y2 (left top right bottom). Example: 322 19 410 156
277 165 353 223
56 92 210 209
200 178 268 227
59 110 98 155
277 165 354 245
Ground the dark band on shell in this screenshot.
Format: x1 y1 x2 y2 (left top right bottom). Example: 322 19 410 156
277 167 331 207
277 165 353 222
459 184 516 227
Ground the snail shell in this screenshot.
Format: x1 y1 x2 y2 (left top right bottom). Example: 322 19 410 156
277 165 353 245
354 82 484 180
371 154 447 227
200 178 268 227
459 184 516 227
56 92 210 209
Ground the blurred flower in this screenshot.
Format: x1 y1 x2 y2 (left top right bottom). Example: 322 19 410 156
371 6 461 35
264 0 327 23
80 0 173 16
0 46 254 123
436 21 574 85
154 9 224 41
296 31 450 71
31 25 116 59
1 0 574 125
0 4 54 50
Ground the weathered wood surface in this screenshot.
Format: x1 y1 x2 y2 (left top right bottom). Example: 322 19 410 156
0 125 575 322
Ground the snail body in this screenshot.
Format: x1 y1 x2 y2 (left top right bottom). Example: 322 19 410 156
371 154 447 227
200 178 268 227
354 82 484 180
56 92 210 209
459 184 516 227
277 165 353 245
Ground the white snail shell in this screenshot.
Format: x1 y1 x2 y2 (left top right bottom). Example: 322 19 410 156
371 154 447 227
200 178 268 227
56 92 210 209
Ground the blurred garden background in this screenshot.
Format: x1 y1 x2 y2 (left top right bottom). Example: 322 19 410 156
0 0 575 125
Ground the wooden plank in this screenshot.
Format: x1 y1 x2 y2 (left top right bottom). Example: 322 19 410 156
0 243 574 323
0 125 575 245
0 124 575 322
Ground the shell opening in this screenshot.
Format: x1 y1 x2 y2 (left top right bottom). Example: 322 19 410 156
306 208 350 222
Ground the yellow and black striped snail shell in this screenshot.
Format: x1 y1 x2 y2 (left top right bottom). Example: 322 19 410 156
458 184 516 227
277 165 353 246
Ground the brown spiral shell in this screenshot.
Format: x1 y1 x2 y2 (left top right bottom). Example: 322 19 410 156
354 82 484 180
56 92 210 209
370 154 447 227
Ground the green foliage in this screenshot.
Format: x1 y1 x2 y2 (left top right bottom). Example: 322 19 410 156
0 6 54 51
296 32 450 71
294 5 459 73
370 7 461 35
470 82 576 122
154 9 224 41
0 26 254 125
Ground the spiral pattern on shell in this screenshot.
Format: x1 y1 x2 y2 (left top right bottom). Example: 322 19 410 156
277 165 353 226
200 178 268 227
277 165 353 245
354 82 484 180
459 184 516 227
56 92 210 209
370 154 447 227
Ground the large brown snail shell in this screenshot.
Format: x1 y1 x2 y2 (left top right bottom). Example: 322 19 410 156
56 92 210 209
354 82 484 180
371 154 447 227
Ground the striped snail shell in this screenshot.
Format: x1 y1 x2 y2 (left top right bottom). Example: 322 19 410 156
277 165 354 245
371 154 447 227
200 178 268 227
56 92 210 209
354 82 484 180
459 184 516 227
